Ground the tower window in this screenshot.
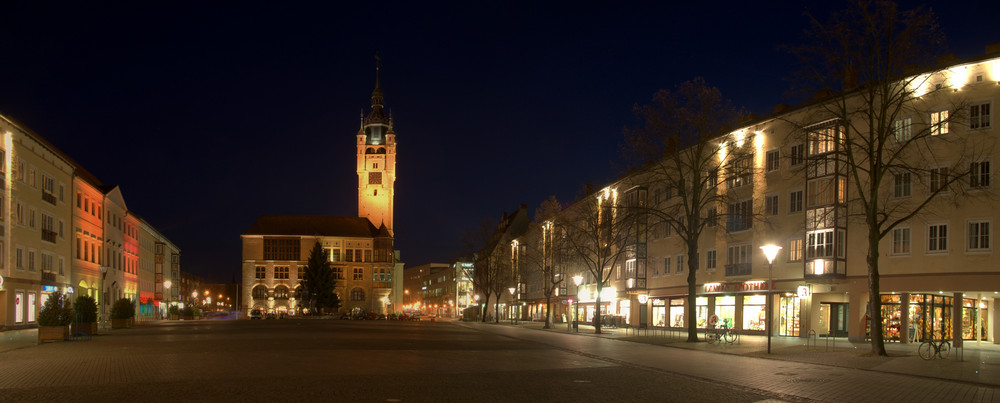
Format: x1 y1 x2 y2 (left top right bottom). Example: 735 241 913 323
374 190 378 196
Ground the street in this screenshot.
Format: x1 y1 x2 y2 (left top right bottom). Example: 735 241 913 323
0 319 785 402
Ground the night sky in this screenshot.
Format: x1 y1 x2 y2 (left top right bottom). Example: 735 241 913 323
1 1 996 282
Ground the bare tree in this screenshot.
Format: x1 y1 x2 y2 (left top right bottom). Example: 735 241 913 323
532 195 565 329
461 217 497 322
622 78 744 342
560 188 636 334
788 0 983 355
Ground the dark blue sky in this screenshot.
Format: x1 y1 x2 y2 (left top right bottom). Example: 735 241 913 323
1 1 996 282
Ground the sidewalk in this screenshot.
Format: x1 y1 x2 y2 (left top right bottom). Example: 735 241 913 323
488 319 1000 387
0 328 39 354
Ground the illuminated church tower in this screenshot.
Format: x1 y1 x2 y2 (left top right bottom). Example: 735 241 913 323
357 61 396 235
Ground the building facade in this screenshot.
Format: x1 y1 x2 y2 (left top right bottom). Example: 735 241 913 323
510 51 1000 346
0 114 180 330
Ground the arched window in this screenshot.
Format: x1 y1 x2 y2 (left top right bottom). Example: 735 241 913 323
274 285 289 299
351 287 365 301
294 285 302 298
251 285 268 299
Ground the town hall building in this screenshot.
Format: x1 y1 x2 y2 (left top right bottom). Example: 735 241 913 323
241 65 401 316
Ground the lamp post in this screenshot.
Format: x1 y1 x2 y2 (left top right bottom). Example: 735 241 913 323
572 275 584 332
760 245 782 354
508 287 516 325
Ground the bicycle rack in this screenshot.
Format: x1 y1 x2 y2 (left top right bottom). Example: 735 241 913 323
826 333 836 352
807 329 817 350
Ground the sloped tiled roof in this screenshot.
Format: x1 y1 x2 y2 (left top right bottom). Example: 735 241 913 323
243 215 382 238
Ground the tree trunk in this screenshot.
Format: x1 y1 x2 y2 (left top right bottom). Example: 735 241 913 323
480 293 490 323
593 292 602 334
686 240 699 342
543 294 552 329
868 222 888 356
494 300 500 324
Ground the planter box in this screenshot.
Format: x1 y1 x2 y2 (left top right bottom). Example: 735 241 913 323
38 325 69 342
72 322 98 335
111 318 131 329
180 315 193 320
169 314 179 320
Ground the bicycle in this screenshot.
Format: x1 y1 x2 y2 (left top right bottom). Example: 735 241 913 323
918 339 950 360
706 324 738 344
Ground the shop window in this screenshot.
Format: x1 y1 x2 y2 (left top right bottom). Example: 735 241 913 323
743 295 767 332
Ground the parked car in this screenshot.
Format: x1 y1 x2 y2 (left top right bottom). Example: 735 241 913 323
250 310 262 320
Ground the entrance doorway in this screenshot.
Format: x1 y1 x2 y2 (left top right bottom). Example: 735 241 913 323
821 302 849 337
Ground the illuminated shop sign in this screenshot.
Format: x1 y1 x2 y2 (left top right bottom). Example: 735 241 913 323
703 281 772 294
42 285 58 292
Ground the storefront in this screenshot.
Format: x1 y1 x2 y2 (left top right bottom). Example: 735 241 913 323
743 295 767 332
652 299 666 327
714 295 736 328
779 295 801 336
669 298 685 327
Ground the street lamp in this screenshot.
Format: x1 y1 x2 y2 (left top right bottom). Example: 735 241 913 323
572 275 584 332
760 245 782 355
508 287 516 325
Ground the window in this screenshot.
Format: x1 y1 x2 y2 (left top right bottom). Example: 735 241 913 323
930 167 950 193
765 195 778 215
788 238 804 262
28 207 35 229
928 224 948 253
28 250 35 272
351 288 365 301
651 258 660 277
790 144 805 166
297 266 304 279
664 221 672 237
263 238 299 260
706 250 717 270
364 250 372 262
893 172 911 197
664 186 673 200
676 255 684 273
968 220 991 251
706 207 717 227
726 244 752 276
16 247 23 270
808 126 837 155
274 266 289 280
765 150 780 172
807 229 835 258
255 266 266 279
893 118 912 142
353 267 364 280
970 161 990 188
663 256 671 274
251 285 268 299
930 110 949 135
891 227 911 255
789 190 803 213
333 267 344 280
726 155 753 188
332 249 341 262
345 249 354 262
15 202 22 225
970 102 991 129
726 199 753 232
274 286 289 299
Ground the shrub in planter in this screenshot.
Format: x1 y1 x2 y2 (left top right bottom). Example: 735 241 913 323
38 291 72 341
110 298 135 328
72 295 99 334
168 305 181 319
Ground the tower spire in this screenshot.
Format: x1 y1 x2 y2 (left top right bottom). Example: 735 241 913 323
371 53 383 109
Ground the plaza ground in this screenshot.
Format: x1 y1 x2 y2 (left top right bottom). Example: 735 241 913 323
0 318 998 402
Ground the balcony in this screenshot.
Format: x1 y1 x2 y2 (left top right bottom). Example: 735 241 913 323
42 192 57 205
725 263 752 277
42 229 57 243
373 281 392 289
41 271 57 283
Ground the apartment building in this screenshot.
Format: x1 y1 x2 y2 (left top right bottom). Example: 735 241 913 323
515 52 1000 345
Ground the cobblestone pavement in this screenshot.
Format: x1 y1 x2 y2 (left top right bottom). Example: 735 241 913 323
0 319 787 402
462 321 1000 402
